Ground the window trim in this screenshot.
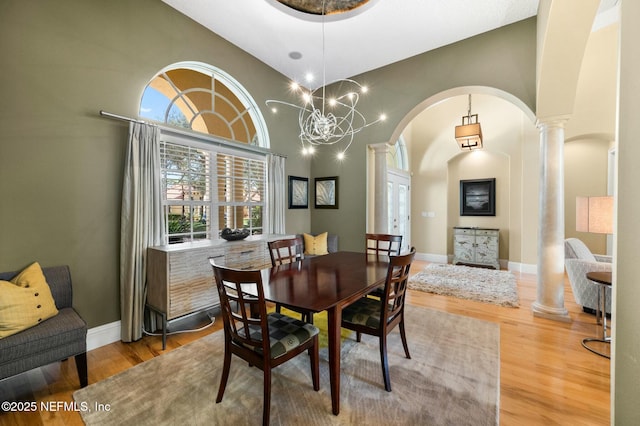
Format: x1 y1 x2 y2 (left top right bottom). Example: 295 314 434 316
159 128 268 245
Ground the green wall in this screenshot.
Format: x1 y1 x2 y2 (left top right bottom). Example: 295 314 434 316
0 0 304 327
0 0 536 328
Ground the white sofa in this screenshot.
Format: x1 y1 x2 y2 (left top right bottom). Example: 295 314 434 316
564 238 612 314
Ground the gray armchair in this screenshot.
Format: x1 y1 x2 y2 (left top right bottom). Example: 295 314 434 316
0 265 88 387
564 238 612 314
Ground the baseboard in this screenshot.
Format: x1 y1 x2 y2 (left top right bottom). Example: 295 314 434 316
507 261 537 274
86 321 121 351
416 252 537 275
415 252 448 264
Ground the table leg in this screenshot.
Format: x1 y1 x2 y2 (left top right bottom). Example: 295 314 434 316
601 285 610 341
327 306 342 415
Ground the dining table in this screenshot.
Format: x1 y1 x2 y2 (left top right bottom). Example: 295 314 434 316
257 251 390 415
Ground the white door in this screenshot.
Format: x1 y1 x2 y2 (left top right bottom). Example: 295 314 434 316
387 169 411 252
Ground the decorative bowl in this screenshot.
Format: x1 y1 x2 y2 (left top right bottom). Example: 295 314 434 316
220 228 250 241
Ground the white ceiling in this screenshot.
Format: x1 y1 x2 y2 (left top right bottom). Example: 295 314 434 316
162 0 540 89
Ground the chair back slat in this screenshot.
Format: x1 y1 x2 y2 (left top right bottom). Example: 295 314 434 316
268 237 304 266
211 264 269 353
366 233 403 257
381 247 416 323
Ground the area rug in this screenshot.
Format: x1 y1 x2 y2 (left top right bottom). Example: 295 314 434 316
409 263 519 307
73 305 499 425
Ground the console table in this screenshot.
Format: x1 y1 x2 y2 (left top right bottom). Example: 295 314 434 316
146 234 290 348
453 227 500 269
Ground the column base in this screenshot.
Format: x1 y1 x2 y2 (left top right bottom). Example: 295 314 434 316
532 301 571 323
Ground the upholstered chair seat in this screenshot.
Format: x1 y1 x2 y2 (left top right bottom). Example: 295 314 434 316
236 312 319 359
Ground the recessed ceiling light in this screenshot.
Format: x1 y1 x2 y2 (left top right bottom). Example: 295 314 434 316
289 51 303 60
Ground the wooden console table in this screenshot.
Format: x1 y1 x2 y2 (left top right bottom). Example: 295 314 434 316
146 234 290 348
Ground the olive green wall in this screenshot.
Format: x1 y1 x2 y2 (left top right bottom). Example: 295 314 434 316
0 0 307 328
310 19 537 252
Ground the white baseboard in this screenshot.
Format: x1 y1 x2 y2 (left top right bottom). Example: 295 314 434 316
86 321 121 351
415 252 448 264
416 251 537 275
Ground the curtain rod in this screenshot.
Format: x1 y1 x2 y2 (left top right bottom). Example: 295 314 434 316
99 110 154 125
99 110 287 158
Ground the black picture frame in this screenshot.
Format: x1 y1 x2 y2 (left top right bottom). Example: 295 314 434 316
314 176 339 209
460 178 496 216
288 176 309 209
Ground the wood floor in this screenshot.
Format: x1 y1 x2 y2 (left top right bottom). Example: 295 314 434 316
0 261 610 425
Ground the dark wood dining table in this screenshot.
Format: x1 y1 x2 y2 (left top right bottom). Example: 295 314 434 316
258 251 390 415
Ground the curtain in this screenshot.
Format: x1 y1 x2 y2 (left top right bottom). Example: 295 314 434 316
267 154 286 234
120 122 164 342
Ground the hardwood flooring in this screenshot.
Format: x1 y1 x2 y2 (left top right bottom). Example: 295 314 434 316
0 261 610 425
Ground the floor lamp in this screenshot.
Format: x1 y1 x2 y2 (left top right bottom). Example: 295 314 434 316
576 196 614 235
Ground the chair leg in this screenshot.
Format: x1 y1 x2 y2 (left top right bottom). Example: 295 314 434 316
216 342 232 403
74 352 88 387
275 303 282 314
263 368 272 426
380 334 391 392
399 318 411 359
309 337 320 391
356 332 362 342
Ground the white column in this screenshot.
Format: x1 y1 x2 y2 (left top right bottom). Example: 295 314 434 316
371 143 389 234
532 118 570 321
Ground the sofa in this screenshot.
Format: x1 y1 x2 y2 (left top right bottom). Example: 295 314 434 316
0 265 88 387
564 238 612 314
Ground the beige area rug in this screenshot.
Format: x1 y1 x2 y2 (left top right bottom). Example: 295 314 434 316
409 264 520 308
74 306 499 425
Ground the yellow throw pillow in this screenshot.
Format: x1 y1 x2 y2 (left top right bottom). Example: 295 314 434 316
0 262 59 338
303 232 329 256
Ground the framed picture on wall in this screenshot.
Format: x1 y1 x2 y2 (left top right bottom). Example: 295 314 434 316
460 178 496 216
315 176 339 209
288 176 309 209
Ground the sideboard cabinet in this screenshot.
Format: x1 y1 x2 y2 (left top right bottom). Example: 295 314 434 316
452 227 500 269
146 234 290 348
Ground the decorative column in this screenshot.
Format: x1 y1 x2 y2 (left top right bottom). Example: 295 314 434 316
532 118 570 321
371 143 389 234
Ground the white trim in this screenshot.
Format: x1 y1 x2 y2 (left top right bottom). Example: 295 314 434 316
414 251 448 264
86 321 121 352
415 251 538 275
507 261 537 275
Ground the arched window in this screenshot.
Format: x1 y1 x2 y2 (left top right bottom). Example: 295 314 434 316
140 61 269 147
140 62 271 243
387 136 408 170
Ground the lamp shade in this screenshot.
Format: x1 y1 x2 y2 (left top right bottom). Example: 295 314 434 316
576 196 613 234
455 121 483 150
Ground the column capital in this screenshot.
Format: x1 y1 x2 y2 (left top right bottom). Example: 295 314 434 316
535 115 570 130
369 142 390 154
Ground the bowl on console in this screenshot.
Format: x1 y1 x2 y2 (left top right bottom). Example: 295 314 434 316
220 228 250 241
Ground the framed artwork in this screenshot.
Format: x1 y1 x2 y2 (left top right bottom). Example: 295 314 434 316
314 176 339 209
288 176 309 209
460 178 496 216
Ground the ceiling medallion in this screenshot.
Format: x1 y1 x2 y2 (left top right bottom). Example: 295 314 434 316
276 0 370 15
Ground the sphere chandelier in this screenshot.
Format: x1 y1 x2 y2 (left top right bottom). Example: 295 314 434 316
266 1 385 160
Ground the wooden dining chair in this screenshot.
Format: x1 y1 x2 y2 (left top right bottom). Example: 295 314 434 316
366 233 403 257
341 247 416 392
268 237 304 265
267 237 314 324
366 233 403 298
210 262 320 426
